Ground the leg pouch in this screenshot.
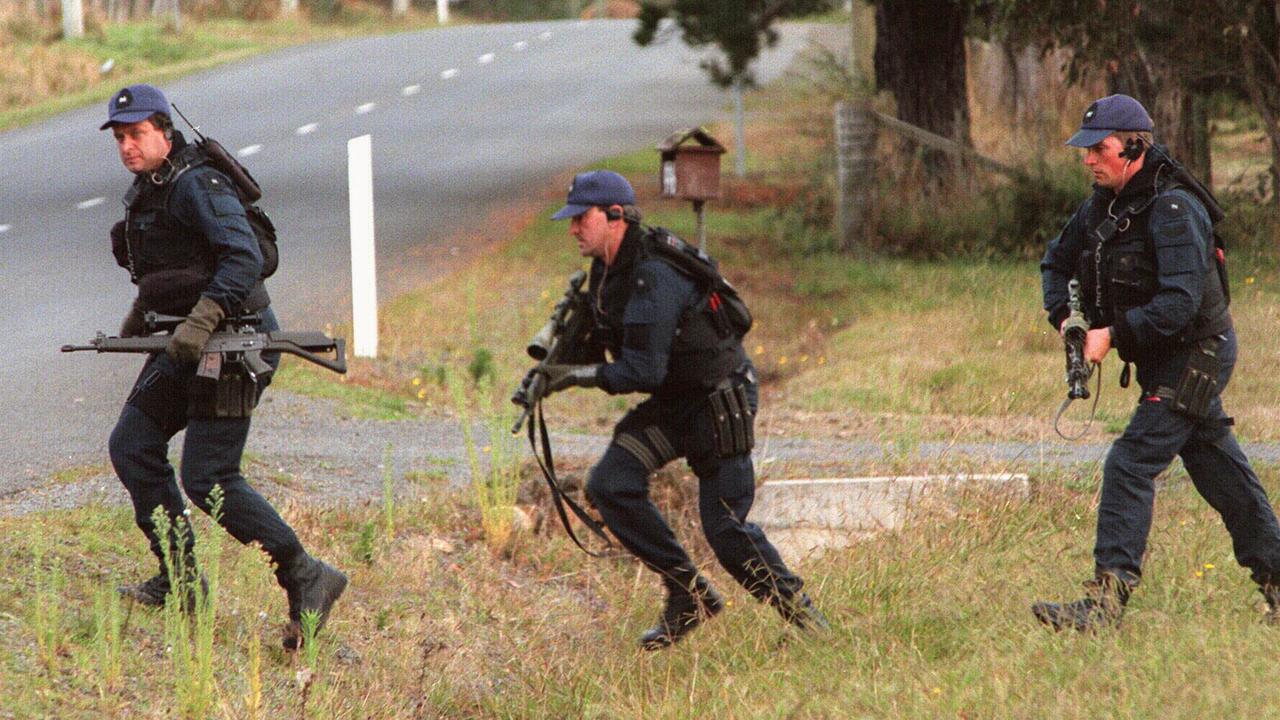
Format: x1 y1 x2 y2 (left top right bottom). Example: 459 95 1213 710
707 383 755 458
126 356 189 436
1167 338 1222 420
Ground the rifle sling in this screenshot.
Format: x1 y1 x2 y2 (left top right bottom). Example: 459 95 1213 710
528 402 612 556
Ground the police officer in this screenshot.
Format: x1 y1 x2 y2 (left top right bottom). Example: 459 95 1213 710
102 84 345 649
540 170 828 649
1035 94 1280 630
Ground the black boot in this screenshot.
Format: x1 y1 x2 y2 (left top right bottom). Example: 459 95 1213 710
278 554 348 650
1031 572 1131 632
1260 584 1280 625
118 568 207 613
639 574 724 651
775 592 831 632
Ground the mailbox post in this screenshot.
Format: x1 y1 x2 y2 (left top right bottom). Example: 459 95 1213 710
657 128 726 250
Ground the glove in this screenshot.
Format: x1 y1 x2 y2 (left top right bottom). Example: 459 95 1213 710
167 295 224 363
120 298 148 338
541 364 603 396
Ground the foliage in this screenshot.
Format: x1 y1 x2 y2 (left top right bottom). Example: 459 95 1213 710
978 0 1280 195
633 0 828 87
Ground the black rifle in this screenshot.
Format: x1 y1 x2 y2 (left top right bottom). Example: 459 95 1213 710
511 270 590 434
509 270 611 555
62 312 346 382
1062 278 1091 400
1055 279 1097 439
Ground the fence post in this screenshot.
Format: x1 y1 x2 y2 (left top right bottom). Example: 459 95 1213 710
61 0 83 38
834 101 877 253
348 135 379 359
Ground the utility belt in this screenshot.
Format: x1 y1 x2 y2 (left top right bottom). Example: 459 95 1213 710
1152 335 1223 420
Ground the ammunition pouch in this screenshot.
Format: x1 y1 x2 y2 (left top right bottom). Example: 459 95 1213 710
188 362 260 419
707 382 755 458
1158 337 1222 419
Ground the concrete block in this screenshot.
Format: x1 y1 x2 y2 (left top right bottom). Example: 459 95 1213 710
752 474 1030 558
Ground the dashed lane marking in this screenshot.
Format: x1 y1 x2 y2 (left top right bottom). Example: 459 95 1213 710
295 123 319 135
402 85 422 96
512 40 528 51
539 31 552 40
237 144 263 157
77 197 105 210
0 224 10 233
477 52 495 64
441 68 459 79
356 102 376 115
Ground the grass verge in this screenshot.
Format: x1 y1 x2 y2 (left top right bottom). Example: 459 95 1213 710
2 464 1280 717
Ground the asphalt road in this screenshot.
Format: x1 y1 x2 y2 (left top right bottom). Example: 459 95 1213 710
0 19 817 484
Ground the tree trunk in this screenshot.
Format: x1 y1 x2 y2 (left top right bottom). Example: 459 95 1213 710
873 0 970 188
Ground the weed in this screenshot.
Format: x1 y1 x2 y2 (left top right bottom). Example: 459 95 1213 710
30 541 65 673
91 586 123 698
382 444 396 545
468 347 496 385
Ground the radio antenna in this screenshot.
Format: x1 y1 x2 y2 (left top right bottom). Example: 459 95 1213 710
169 102 206 143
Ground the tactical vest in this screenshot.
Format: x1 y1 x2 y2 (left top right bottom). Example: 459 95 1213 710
116 142 269 316
1076 177 1230 356
592 226 748 395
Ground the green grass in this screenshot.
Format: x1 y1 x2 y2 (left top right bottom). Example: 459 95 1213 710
3 466 1280 717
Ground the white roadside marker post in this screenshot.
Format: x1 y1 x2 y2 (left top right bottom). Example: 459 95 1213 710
348 135 378 359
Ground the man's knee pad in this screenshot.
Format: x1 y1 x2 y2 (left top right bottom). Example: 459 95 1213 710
586 443 653 506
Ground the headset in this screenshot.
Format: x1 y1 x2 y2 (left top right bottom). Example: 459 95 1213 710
603 206 623 221
1120 136 1145 161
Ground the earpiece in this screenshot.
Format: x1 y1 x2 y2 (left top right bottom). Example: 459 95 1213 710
1120 137 1145 161
604 206 622 221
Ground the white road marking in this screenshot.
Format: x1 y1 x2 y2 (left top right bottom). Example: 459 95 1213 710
356 102 376 114
512 40 528 51
539 31 552 40
77 197 105 210
441 68 459 79
477 52 495 64
295 123 319 135
401 84 422 96
237 144 263 157
0 224 10 233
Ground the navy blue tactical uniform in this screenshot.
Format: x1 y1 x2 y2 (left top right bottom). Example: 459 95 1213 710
1040 154 1280 600
582 224 811 614
108 130 307 584
546 169 824 647
97 85 346 650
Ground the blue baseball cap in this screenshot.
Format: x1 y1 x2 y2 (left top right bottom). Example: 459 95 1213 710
551 170 636 220
99 84 171 130
1066 94 1154 148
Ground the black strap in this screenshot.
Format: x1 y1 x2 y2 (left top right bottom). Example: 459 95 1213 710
1054 362 1102 441
528 402 612 556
